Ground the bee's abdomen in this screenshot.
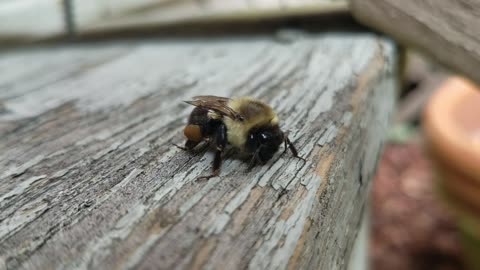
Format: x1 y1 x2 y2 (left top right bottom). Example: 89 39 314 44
185 107 219 140
188 107 210 126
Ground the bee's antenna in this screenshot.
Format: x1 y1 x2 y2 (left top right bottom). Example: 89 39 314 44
285 136 307 162
247 148 262 171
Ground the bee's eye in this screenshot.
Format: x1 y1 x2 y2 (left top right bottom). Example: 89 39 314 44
259 133 269 144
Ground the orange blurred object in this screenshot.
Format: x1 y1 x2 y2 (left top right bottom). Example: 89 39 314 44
423 76 480 270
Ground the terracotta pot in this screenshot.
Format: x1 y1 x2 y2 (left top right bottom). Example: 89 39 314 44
423 76 480 270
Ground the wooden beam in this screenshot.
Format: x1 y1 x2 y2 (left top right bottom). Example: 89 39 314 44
75 0 348 35
351 0 480 85
0 32 396 269
0 0 65 42
0 0 348 43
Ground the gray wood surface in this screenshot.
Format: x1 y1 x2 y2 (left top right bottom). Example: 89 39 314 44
0 32 396 270
0 0 348 43
351 0 480 85
76 0 348 35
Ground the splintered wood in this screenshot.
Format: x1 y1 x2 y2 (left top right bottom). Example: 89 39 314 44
0 32 396 269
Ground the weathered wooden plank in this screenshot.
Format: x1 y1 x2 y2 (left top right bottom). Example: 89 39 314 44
0 0 65 42
0 44 132 101
0 0 348 43
0 32 396 270
350 0 480 85
75 0 348 35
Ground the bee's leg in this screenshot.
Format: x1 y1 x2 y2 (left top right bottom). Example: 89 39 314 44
186 140 201 150
197 123 227 181
282 137 289 155
247 156 257 171
196 139 212 153
173 140 200 151
285 136 307 162
174 138 214 156
247 149 261 171
281 130 291 155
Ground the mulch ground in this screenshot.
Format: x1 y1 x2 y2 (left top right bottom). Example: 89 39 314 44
370 143 465 270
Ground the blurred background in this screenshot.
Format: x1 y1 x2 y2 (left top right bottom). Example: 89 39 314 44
1 1 479 270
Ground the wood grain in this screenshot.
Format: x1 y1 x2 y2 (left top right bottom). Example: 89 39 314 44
75 0 348 35
0 32 396 270
351 0 480 85
0 0 348 43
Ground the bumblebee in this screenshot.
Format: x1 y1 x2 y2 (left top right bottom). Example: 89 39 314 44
177 95 304 180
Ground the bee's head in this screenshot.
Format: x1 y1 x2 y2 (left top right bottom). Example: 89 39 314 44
246 125 284 163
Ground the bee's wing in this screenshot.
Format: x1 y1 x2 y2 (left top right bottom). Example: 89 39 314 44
185 95 243 120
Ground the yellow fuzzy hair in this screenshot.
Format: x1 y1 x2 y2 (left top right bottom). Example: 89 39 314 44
224 97 279 149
